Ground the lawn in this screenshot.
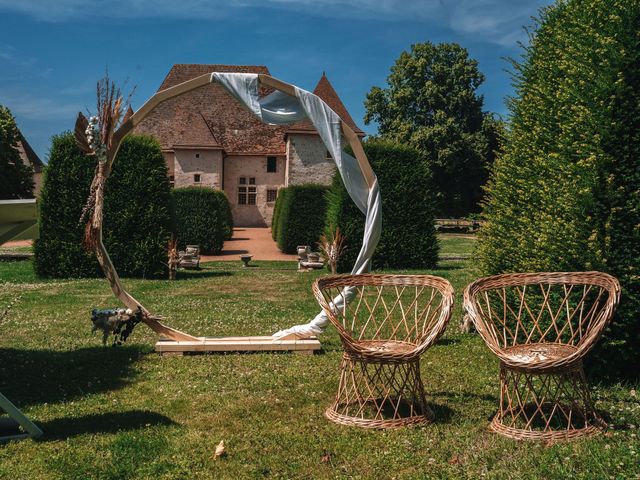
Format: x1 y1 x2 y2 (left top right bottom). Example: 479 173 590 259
0 239 638 479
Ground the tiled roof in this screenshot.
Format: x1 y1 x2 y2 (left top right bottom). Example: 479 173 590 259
287 72 365 137
134 64 363 154
135 64 286 155
16 133 43 173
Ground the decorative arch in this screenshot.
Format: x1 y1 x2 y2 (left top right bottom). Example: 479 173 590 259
77 72 381 342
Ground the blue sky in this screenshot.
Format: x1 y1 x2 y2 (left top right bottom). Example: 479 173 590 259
0 0 550 161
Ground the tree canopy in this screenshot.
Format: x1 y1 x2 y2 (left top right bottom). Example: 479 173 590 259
364 42 498 217
0 105 34 199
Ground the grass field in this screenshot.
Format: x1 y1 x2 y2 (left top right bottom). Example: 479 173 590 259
0 235 638 479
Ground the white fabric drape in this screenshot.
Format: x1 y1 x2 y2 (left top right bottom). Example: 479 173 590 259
211 72 382 338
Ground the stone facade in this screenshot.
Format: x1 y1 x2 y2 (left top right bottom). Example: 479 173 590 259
133 64 364 227
286 134 336 186
172 148 223 188
223 155 286 227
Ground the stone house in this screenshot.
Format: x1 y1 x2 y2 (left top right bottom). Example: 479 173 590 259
134 64 364 227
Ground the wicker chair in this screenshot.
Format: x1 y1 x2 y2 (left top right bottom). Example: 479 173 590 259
464 272 620 441
313 274 454 428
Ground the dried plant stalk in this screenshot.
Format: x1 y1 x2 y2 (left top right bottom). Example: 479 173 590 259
168 237 178 281
318 226 347 274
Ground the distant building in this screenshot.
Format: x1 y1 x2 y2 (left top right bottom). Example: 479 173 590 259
16 132 44 197
134 64 364 227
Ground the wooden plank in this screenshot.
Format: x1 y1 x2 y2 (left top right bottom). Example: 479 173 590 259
155 336 321 355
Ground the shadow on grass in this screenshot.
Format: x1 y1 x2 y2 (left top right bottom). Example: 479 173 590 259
0 346 146 407
429 402 455 424
36 410 177 441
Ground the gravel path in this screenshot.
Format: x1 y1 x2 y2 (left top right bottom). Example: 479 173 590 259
202 228 297 262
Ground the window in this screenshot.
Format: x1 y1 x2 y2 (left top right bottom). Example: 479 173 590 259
195 153 200 158
169 175 175 187
267 189 277 203
326 150 332 160
238 177 257 205
267 156 277 173
194 174 201 183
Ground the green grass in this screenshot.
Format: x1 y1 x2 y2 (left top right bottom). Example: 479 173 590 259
438 233 477 256
0 251 638 479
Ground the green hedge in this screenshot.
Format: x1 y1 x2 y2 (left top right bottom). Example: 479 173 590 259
102 135 172 278
273 184 328 254
477 0 640 377
34 133 172 279
171 187 231 254
34 133 99 277
271 188 286 241
326 140 439 272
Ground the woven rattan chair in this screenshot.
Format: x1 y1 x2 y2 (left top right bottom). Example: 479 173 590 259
313 274 454 428
464 272 620 441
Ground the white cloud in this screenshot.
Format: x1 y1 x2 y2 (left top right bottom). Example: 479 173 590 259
0 0 547 45
0 90 82 121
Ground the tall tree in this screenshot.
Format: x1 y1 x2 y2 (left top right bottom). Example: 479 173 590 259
364 42 494 217
477 0 640 377
0 105 34 199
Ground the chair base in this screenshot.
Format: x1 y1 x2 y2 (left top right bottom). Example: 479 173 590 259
490 416 602 441
325 353 433 429
491 362 605 441
325 401 433 429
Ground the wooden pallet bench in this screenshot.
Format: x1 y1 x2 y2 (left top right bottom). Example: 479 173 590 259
155 336 321 356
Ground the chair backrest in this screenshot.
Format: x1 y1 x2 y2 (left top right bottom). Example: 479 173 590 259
464 272 620 352
185 245 200 256
313 274 454 349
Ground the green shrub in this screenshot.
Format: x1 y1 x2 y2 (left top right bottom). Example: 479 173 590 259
326 140 439 272
477 0 640 376
171 187 230 254
35 133 173 279
273 184 328 254
34 133 98 278
271 188 286 241
102 135 172 278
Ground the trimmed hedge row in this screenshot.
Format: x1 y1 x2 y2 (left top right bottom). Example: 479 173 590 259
476 0 640 376
34 133 173 279
326 140 439 272
34 133 99 278
171 187 232 254
272 184 329 254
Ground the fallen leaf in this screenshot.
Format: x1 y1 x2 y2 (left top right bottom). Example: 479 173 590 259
321 451 332 465
215 440 226 459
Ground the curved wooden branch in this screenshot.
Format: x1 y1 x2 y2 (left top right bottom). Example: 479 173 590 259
90 72 376 342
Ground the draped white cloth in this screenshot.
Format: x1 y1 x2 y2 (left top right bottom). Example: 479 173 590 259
211 73 382 338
